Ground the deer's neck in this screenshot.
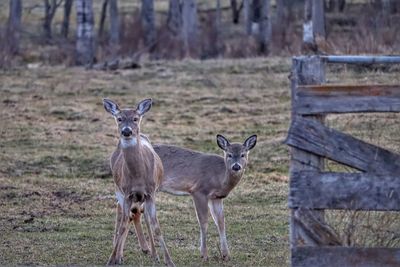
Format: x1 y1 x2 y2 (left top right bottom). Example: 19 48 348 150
121 136 145 176
217 169 243 198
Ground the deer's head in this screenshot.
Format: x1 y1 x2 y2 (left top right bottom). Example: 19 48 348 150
103 98 152 146
216 134 257 175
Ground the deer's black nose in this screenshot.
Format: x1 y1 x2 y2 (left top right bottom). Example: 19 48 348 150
121 127 132 137
232 163 241 171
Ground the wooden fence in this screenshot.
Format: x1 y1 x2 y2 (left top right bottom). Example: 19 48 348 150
285 55 400 267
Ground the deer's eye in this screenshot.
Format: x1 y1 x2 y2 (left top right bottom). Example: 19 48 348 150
117 117 122 122
227 154 233 158
133 117 138 122
241 153 245 158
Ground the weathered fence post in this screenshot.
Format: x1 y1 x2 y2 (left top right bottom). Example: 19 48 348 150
289 56 325 249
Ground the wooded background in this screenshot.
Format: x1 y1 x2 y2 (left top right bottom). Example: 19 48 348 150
1 0 400 68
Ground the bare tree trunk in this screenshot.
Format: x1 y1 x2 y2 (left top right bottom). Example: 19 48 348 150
248 0 261 36
61 0 73 38
230 0 243 24
182 0 198 57
43 0 61 40
167 0 182 35
338 0 346 11
326 0 335 12
7 0 22 55
252 0 261 22
276 0 289 47
76 0 95 66
243 0 252 34
216 0 222 57
327 0 346 12
276 0 285 25
98 0 108 40
141 0 156 52
312 0 326 40
109 0 119 55
303 0 322 52
381 0 395 26
258 0 271 54
303 0 313 48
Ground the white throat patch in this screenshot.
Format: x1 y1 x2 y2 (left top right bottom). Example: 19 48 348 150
121 138 137 148
120 136 155 152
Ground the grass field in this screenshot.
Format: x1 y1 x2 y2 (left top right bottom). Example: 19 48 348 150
1 57 400 266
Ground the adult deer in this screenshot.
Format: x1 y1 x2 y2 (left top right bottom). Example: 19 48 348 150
103 98 175 267
154 134 257 261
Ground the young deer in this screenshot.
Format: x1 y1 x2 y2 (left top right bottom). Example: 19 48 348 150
103 98 174 267
154 134 257 261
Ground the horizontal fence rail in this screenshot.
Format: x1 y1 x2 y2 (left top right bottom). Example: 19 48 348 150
285 117 400 175
322 55 400 64
295 85 400 114
290 171 400 211
292 247 400 267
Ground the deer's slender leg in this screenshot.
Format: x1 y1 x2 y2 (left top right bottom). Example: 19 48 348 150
192 193 209 261
209 198 230 260
144 198 175 267
143 205 159 262
131 211 150 254
113 204 122 246
108 213 130 265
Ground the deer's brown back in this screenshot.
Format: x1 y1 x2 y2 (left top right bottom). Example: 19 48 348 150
154 144 226 195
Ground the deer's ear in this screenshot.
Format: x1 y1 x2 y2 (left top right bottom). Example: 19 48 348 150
216 134 230 151
137 98 152 115
103 98 120 116
243 135 257 151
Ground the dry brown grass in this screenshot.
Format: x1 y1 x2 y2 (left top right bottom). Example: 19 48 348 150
0 58 291 266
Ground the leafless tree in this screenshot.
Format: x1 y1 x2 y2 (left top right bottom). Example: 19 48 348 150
167 0 182 35
243 0 251 34
75 0 95 66
258 0 271 54
276 0 285 45
98 0 108 40
243 0 262 36
43 0 62 40
379 0 396 26
109 0 119 54
326 0 346 12
61 0 73 38
275 0 292 46
230 0 244 24
216 0 222 56
303 0 326 52
7 0 22 54
303 0 313 45
141 0 156 52
182 0 198 57
313 0 326 39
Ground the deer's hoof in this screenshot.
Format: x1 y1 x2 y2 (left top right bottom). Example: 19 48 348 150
201 255 209 262
222 253 231 261
107 257 123 265
151 253 160 263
